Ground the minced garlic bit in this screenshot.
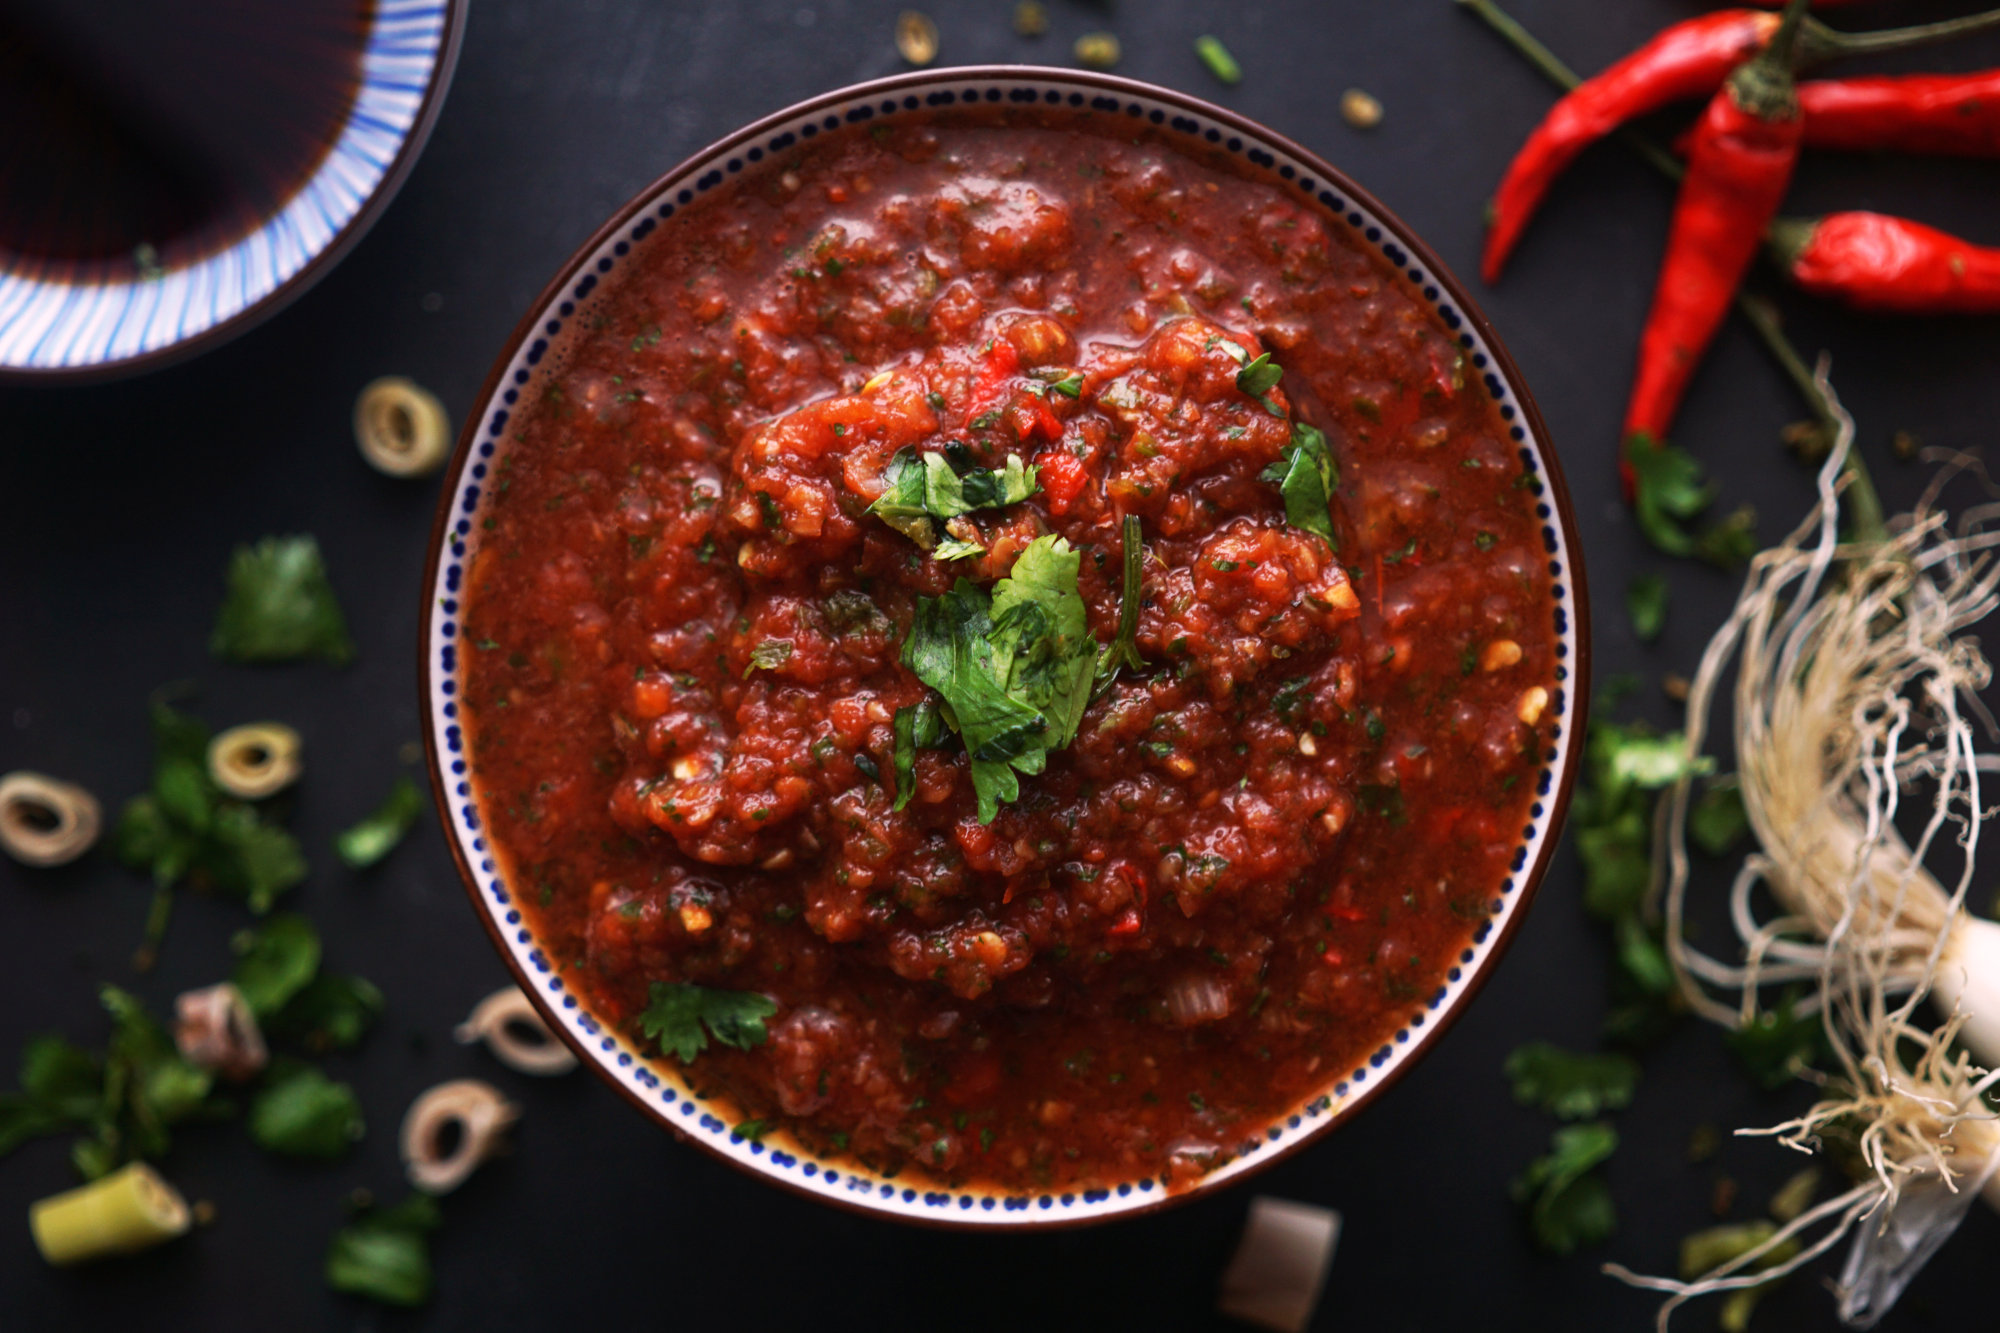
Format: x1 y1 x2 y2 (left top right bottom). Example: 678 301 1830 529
1480 639 1523 672
353 376 452 477
173 982 268 1082
401 1079 521 1194
1013 0 1047 36
30 1164 191 1267
206 722 302 800
0 771 101 867
1074 31 1121 68
1218 1196 1342 1333
1518 685 1550 725
1340 88 1384 130
454 986 578 1076
895 10 939 65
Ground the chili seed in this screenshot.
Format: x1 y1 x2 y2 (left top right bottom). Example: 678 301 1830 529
1340 88 1383 129
1074 31 1121 69
896 10 939 66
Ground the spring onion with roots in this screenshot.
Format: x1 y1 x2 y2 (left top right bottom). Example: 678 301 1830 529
1605 368 2000 1328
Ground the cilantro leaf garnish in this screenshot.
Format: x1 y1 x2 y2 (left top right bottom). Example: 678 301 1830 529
1689 778 1749 857
1048 373 1084 398
903 536 1099 822
1504 1042 1641 1120
1236 352 1282 398
742 640 795 680
1726 992 1829 1090
211 536 355 665
933 537 985 561
1626 573 1668 642
113 704 308 958
267 974 384 1053
637 982 778 1064
1260 421 1338 549
326 1194 441 1308
231 913 322 1016
891 696 948 812
1511 1122 1619 1255
867 448 1039 550
73 986 220 1180
1623 437 1756 567
334 777 425 870
249 1060 364 1158
0 1037 103 1156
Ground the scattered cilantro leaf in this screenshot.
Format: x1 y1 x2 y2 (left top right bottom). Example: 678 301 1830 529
933 537 985 561
326 1194 441 1308
1236 352 1283 398
891 697 948 813
867 448 1039 550
210 536 355 665
1694 504 1759 570
0 1037 103 1156
268 974 384 1053
743 640 795 680
1727 994 1829 1090
1260 422 1338 549
232 913 322 1016
334 777 424 870
1626 573 1668 642
76 986 220 1178
1624 435 1712 558
113 702 307 924
1504 1043 1641 1121
249 1061 364 1158
637 983 777 1064
1690 778 1750 857
1048 373 1084 398
1512 1122 1619 1256
1194 34 1242 84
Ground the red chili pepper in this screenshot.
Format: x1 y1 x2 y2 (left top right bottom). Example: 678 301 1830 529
1622 2 1809 459
1483 5 2000 283
965 339 1019 420
1799 70 2000 155
1482 10 1778 284
1770 211 2000 314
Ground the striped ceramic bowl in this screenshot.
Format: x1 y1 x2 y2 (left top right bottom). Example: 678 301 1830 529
0 0 464 381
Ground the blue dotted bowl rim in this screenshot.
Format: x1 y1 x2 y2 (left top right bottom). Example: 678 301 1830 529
420 66 1592 1230
0 0 467 384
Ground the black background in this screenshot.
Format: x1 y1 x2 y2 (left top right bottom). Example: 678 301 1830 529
5 1 2000 1328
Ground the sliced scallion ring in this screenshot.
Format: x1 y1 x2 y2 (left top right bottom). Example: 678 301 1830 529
207 722 302 800
400 1079 520 1195
173 982 268 1082
354 376 451 477
30 1164 191 1266
454 986 577 1076
0 771 101 867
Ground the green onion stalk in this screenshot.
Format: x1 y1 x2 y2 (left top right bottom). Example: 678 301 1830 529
1609 369 2000 1328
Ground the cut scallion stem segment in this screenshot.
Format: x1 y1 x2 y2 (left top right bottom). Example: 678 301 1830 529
30 1163 191 1266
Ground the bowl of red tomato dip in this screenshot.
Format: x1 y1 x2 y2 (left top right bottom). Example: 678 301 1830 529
423 68 1588 1226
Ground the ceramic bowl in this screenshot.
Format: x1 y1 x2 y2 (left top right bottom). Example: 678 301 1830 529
422 68 1590 1228
0 0 465 380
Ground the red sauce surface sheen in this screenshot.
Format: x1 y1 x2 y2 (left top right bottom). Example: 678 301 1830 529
461 109 1559 1192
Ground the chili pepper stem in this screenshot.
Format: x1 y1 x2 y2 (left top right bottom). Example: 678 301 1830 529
1460 0 1882 539
133 884 174 972
1800 4 2000 64
1732 0 1810 119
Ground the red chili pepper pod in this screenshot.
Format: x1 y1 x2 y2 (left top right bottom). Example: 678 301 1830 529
1799 70 2000 156
1771 212 2000 314
1482 10 1778 284
1622 2 1810 464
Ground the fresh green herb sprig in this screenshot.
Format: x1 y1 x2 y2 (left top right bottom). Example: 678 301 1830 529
232 915 383 1053
211 536 355 665
1505 1042 1641 1121
637 982 777 1064
867 447 1039 551
902 535 1098 823
1260 422 1339 549
1626 573 1668 642
327 1194 441 1307
1512 1122 1619 1256
334 777 425 870
112 703 308 963
1624 437 1758 569
249 1061 364 1158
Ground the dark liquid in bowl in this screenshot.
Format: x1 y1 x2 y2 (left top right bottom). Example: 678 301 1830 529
0 0 374 278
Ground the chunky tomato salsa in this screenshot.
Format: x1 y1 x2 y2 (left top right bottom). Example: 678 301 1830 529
460 107 1560 1192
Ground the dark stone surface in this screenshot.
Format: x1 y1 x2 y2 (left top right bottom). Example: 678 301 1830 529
4 1 1999 1327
